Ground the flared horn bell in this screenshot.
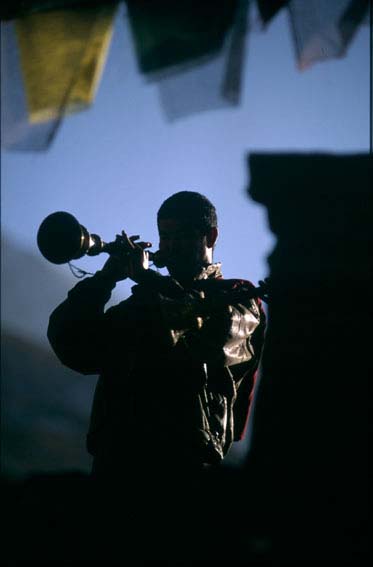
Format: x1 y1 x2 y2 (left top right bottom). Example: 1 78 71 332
37 211 91 264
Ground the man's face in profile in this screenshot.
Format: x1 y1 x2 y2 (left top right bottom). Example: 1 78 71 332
158 218 207 281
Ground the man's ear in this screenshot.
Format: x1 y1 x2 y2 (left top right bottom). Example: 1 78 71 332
206 226 218 248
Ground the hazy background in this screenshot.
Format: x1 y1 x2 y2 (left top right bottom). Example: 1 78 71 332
1 3 370 478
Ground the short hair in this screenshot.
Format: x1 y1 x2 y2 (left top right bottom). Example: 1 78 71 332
157 191 218 233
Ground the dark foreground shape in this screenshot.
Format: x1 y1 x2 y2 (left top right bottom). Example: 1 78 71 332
1 467 263 561
244 153 372 562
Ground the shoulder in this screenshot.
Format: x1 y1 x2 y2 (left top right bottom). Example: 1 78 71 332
222 277 255 288
212 277 256 293
218 277 266 316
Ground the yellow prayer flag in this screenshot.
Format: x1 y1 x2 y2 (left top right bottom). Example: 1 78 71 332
15 5 117 124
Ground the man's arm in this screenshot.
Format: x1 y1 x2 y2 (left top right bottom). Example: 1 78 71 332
47 232 149 374
175 294 262 368
47 271 117 374
132 272 263 368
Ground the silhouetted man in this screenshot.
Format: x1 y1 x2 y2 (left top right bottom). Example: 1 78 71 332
48 191 265 485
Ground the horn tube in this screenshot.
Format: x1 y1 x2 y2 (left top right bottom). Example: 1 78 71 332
37 211 166 267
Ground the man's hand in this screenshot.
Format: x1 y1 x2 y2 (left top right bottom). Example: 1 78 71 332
100 231 152 284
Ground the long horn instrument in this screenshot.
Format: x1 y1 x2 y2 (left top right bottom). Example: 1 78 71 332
36 211 165 267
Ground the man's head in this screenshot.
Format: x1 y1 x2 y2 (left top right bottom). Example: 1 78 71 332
157 191 218 283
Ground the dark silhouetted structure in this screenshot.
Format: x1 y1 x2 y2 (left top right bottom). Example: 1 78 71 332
243 152 372 561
